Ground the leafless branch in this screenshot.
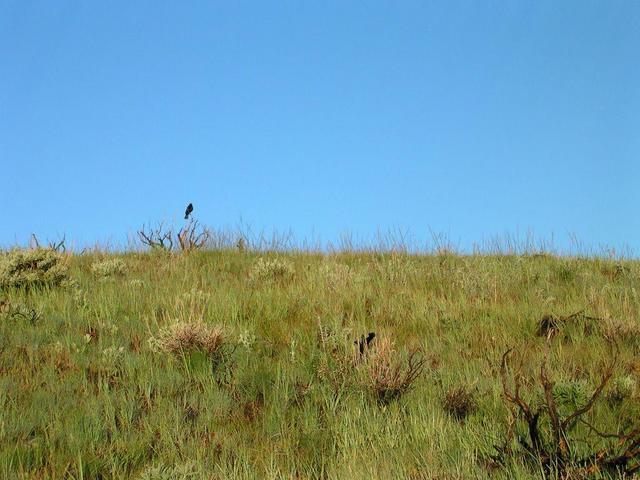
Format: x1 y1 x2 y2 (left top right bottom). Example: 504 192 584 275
137 222 174 250
497 344 639 477
177 219 210 252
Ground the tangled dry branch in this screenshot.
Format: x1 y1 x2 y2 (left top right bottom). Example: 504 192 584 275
177 220 210 252
137 221 210 252
137 222 174 251
496 345 640 477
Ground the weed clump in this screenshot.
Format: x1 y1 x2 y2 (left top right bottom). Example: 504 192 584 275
137 462 200 480
318 261 357 292
91 258 127 278
554 262 577 283
315 322 358 395
151 321 225 357
442 386 477 420
372 253 417 286
1 302 42 323
607 375 636 405
249 257 294 282
0 248 68 290
552 379 590 415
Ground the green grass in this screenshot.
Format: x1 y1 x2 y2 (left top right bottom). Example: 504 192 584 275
1 249 639 479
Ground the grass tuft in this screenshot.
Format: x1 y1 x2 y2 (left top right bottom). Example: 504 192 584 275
151 320 225 357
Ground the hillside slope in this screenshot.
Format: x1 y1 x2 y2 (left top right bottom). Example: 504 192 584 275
1 250 639 479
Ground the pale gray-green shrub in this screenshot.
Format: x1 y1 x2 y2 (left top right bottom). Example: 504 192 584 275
91 258 127 277
607 374 636 404
249 257 294 282
0 248 68 289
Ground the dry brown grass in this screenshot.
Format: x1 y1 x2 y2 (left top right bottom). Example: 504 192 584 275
152 320 225 357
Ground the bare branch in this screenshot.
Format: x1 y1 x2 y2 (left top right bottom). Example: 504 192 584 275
496 343 640 477
137 222 174 250
177 219 210 252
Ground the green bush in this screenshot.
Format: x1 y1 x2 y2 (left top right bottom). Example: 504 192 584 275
0 248 68 290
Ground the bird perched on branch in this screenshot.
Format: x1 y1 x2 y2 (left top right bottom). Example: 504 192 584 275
184 203 193 220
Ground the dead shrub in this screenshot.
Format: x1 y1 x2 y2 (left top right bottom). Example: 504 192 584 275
138 220 210 253
362 337 426 405
137 222 174 251
493 346 640 478
316 325 426 404
177 220 210 252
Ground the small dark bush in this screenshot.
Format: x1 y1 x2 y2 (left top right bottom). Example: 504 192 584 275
442 386 477 420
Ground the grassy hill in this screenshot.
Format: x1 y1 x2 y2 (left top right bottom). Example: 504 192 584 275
1 247 639 479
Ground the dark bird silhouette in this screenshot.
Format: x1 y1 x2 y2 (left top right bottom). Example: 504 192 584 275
184 203 193 220
355 332 376 355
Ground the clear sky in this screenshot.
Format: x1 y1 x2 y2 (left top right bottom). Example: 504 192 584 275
1 2 638 253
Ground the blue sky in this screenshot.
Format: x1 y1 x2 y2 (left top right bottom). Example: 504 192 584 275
1 2 638 253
